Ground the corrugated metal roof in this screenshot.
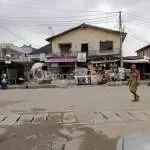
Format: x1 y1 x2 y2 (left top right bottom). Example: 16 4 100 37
136 44 150 52
29 44 52 55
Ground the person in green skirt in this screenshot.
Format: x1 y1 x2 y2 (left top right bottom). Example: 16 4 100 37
128 64 140 102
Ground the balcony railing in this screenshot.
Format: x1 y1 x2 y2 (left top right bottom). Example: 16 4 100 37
50 49 120 57
89 49 120 56
52 51 79 57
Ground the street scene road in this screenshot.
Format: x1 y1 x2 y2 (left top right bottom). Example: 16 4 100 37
1 0 150 149
0 85 150 149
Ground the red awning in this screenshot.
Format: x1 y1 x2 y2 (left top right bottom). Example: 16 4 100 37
46 56 76 63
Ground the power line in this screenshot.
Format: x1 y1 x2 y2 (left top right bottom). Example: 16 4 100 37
124 15 150 26
0 25 40 47
15 21 117 27
0 13 117 19
124 15 150 43
0 9 119 47
127 27 148 43
125 26 149 44
0 16 117 23
0 13 118 23
127 19 150 26
5 20 118 28
126 21 150 30
0 25 29 43
123 13 150 29
125 12 150 22
125 15 150 25
127 33 150 52
1 19 117 26
0 3 118 13
128 33 148 44
0 15 118 28
124 12 150 29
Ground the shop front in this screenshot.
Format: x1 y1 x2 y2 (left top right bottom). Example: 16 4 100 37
90 60 120 74
46 56 76 79
0 60 25 84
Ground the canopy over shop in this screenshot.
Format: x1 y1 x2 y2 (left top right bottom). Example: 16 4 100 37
46 56 76 74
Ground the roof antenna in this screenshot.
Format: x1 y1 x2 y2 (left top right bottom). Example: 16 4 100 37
48 26 54 36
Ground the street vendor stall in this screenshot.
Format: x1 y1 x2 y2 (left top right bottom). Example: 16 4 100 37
74 76 89 85
74 67 90 85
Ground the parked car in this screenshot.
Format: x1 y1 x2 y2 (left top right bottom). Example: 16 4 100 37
116 132 150 150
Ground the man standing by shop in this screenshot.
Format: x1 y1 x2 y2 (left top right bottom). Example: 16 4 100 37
1 71 8 89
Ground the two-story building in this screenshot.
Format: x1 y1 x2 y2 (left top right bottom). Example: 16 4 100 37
136 44 150 58
46 23 126 74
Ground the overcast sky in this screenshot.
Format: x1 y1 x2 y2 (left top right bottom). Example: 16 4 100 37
0 0 150 56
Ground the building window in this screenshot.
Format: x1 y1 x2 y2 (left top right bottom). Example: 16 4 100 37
81 43 88 54
59 43 72 56
100 41 113 52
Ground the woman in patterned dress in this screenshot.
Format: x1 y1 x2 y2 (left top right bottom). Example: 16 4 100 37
129 64 140 102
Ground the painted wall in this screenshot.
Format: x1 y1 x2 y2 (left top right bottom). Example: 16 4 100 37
52 27 121 55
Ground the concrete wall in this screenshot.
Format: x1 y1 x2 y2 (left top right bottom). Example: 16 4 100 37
52 27 121 54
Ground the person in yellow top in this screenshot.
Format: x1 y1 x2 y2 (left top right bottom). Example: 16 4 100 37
129 64 140 102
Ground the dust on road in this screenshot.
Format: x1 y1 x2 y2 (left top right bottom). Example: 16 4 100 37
0 123 118 150
0 100 21 108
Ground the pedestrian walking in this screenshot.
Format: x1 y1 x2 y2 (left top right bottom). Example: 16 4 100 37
128 64 140 102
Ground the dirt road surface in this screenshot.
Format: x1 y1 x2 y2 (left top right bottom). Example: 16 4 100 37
0 123 118 150
0 85 150 149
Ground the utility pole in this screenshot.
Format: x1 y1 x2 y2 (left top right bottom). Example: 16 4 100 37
119 11 123 68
